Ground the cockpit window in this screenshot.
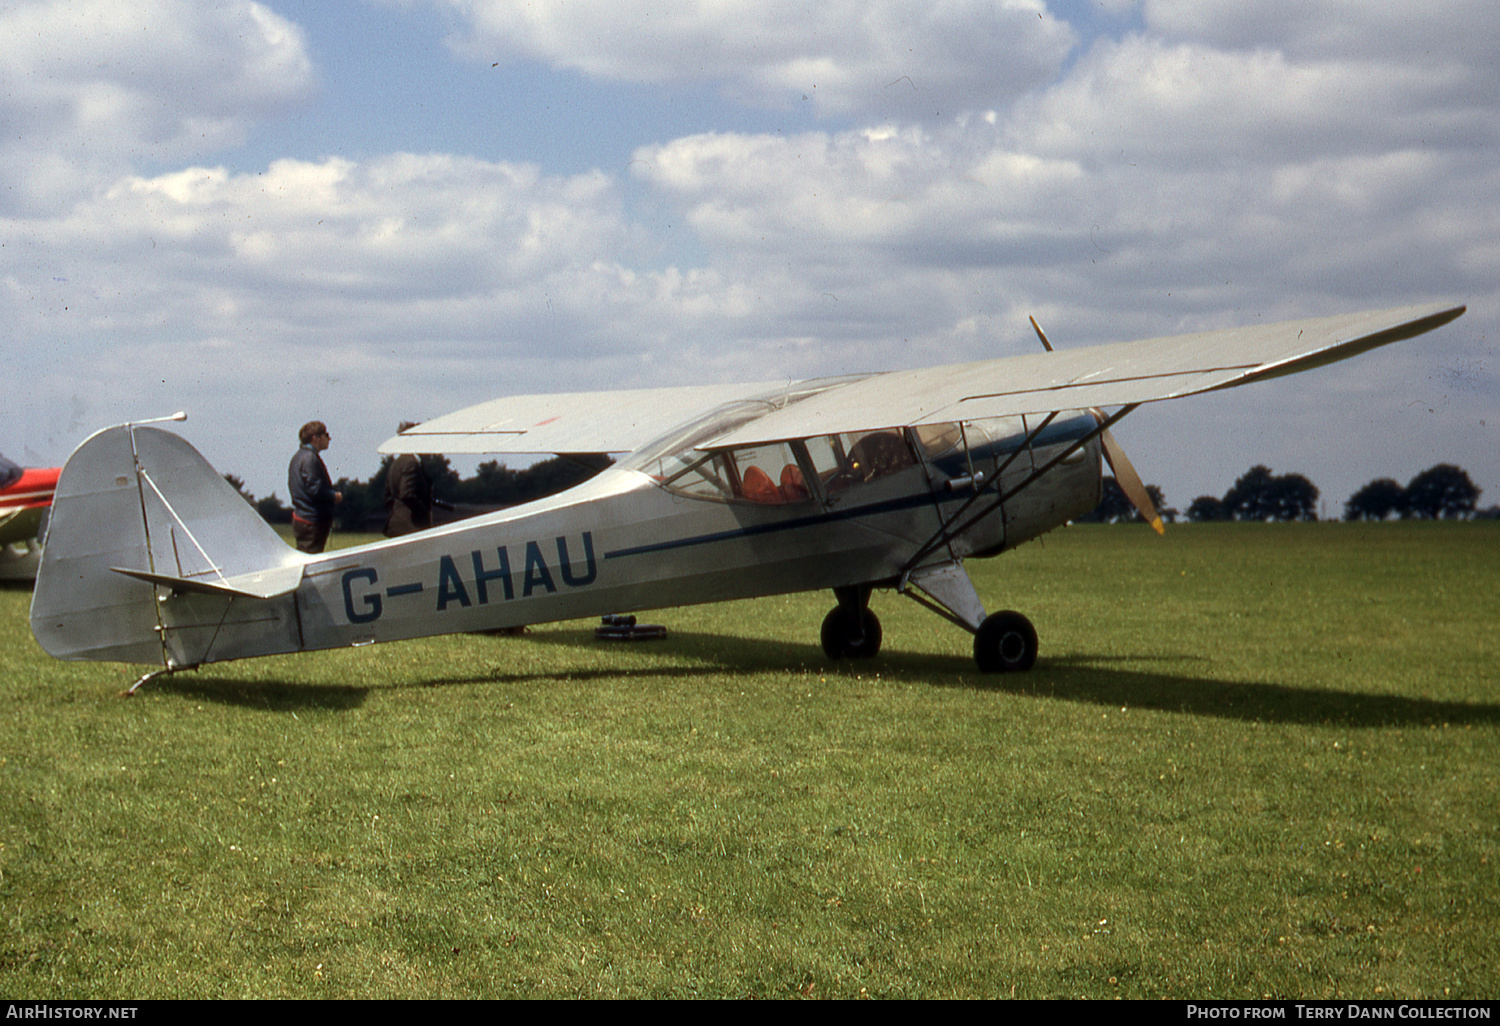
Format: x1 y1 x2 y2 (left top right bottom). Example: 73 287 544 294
662 451 738 500
648 427 924 506
661 441 810 504
810 430 915 499
734 443 811 504
625 381 929 507
912 422 963 459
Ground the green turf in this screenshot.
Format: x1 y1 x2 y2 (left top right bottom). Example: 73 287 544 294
1 522 1496 998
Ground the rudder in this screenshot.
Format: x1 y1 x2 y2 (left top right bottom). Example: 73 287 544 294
31 425 305 667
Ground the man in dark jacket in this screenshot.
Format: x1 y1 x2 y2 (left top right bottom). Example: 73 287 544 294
288 420 342 553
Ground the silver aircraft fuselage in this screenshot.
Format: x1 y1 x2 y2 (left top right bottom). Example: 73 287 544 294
32 407 1102 673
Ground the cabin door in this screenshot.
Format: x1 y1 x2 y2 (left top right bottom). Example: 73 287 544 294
910 417 1038 559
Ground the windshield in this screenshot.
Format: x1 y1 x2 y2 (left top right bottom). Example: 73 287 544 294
620 399 779 480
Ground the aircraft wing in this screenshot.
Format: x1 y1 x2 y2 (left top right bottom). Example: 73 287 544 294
707 302 1465 448
379 381 797 455
0 465 60 546
381 302 1463 458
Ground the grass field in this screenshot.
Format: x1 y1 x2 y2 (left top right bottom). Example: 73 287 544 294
1 522 1496 999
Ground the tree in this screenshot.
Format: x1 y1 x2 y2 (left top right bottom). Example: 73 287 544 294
1265 472 1319 522
452 454 612 509
334 469 383 533
1404 464 1481 520
453 459 518 505
1222 465 1318 521
1222 464 1274 521
1344 478 1406 521
1222 465 1276 521
1187 495 1229 522
1078 477 1171 524
222 473 289 522
1145 485 1176 524
255 493 291 524
1078 476 1132 523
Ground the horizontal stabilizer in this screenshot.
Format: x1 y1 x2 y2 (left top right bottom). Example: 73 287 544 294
111 562 304 600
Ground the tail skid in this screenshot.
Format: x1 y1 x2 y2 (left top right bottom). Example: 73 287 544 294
31 424 306 670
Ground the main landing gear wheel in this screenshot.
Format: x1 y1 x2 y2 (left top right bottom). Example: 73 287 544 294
821 605 882 660
974 610 1038 673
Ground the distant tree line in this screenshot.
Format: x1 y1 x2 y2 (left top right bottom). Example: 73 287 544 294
1075 461 1485 525
1184 462 1483 522
226 453 613 532
1341 463 1482 521
1186 465 1320 522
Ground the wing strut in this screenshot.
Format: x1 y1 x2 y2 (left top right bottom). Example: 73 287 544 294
904 404 1138 571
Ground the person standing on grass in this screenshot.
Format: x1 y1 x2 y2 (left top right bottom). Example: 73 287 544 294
383 422 453 537
288 420 342 553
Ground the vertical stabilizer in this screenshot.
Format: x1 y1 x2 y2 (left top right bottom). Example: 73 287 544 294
30 425 305 667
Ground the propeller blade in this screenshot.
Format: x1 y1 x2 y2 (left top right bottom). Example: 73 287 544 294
1099 427 1165 534
1028 315 1055 352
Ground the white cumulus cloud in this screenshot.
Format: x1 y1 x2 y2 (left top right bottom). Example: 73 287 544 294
0 0 314 212
430 0 1076 120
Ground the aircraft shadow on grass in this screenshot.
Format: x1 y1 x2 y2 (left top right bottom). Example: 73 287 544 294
530 628 1500 729
153 675 370 712
158 626 1500 730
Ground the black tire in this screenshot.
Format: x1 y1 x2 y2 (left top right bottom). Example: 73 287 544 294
821 605 882 660
974 610 1037 673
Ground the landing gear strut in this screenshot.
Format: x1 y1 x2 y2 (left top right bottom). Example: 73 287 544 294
821 585 882 660
973 610 1038 673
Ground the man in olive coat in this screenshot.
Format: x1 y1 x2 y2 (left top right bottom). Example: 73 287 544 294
383 423 452 537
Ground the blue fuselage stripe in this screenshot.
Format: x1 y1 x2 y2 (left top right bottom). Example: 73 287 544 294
603 490 946 560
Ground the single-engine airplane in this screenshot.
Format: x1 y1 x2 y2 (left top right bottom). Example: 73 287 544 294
1 454 59 582
30 302 1465 691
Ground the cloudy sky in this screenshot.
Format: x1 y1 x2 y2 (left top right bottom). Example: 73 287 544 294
4 0 1495 516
